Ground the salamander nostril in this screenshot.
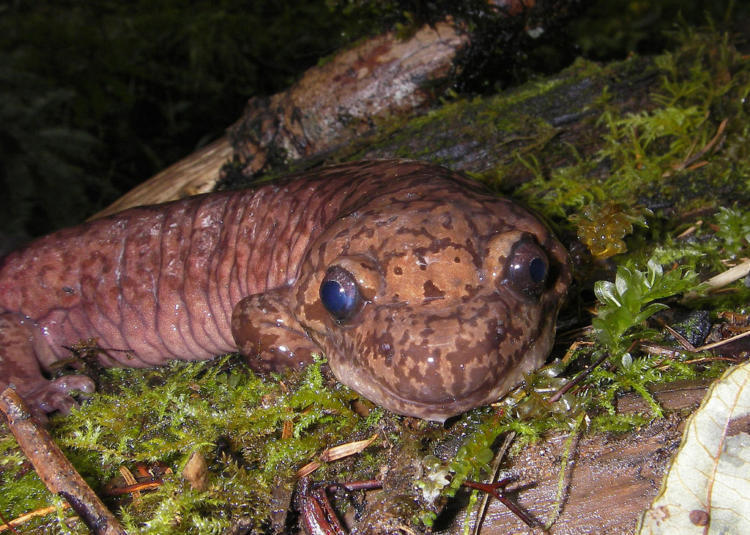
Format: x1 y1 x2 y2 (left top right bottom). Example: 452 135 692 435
379 342 395 364
496 322 506 342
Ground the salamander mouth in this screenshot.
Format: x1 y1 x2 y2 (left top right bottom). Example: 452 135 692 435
332 325 550 422
369 378 498 422
339 354 505 422
320 285 563 422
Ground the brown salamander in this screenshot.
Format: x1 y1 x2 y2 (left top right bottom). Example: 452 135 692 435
0 160 570 422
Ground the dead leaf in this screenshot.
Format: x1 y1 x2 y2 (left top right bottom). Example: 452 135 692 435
638 360 750 534
182 451 208 491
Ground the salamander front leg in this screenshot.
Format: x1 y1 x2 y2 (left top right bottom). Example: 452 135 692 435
0 313 95 420
231 287 320 373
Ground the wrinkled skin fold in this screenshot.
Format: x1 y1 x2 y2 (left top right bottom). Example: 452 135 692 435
0 160 570 421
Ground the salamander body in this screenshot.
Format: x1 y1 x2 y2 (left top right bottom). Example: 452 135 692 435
0 160 570 421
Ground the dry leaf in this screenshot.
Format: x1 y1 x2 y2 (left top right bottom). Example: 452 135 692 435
182 451 208 491
295 434 378 478
638 360 750 534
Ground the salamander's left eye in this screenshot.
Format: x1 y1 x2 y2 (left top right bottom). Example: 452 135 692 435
506 239 549 298
320 266 362 322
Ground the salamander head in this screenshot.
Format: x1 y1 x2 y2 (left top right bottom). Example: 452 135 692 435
291 172 570 422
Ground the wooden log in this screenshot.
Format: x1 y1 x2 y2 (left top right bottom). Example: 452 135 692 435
453 381 711 534
227 20 468 178
90 20 469 219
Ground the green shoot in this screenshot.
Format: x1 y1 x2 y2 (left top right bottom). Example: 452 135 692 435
593 257 698 362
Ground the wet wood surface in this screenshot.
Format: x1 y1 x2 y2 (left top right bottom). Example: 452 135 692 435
453 381 711 534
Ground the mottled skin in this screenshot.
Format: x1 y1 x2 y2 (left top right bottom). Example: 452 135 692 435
0 160 570 421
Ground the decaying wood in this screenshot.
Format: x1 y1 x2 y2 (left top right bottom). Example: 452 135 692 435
90 20 469 219
451 382 710 534
227 20 468 178
0 388 126 535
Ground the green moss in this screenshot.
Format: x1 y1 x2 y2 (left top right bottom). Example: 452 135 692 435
0 356 385 533
332 72 583 173
714 206 750 258
0 441 55 519
505 28 750 259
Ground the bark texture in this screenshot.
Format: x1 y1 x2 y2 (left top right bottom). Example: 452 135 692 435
452 381 711 534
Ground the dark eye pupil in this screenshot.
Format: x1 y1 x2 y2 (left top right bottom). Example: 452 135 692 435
529 257 547 283
320 281 349 318
319 266 361 322
505 239 549 298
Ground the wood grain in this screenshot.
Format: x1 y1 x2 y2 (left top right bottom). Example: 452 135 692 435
451 382 710 534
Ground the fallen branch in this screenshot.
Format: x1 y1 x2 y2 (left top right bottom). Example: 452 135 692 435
0 388 126 535
0 504 70 533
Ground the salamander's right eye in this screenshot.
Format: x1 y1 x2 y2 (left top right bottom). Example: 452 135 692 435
505 239 549 298
320 266 362 322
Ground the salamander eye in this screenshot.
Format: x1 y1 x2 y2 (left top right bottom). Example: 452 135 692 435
506 239 549 298
320 266 363 322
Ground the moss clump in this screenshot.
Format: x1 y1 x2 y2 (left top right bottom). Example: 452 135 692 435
0 356 379 534
0 436 56 531
509 28 750 258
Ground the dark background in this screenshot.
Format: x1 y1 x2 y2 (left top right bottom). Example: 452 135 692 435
1 0 747 241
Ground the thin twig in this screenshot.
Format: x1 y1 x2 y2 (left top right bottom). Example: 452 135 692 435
548 352 609 404
694 328 750 351
0 388 126 535
701 259 750 292
0 504 70 533
667 117 728 174
463 479 537 529
472 432 516 535
652 317 696 352
104 481 163 497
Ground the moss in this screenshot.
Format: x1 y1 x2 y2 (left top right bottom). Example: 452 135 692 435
329 71 592 175
493 29 750 259
0 356 388 533
0 438 58 525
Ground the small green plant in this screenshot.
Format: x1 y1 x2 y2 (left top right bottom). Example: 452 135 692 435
587 257 703 417
593 257 698 363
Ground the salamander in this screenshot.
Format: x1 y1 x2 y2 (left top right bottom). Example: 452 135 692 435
0 160 570 422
